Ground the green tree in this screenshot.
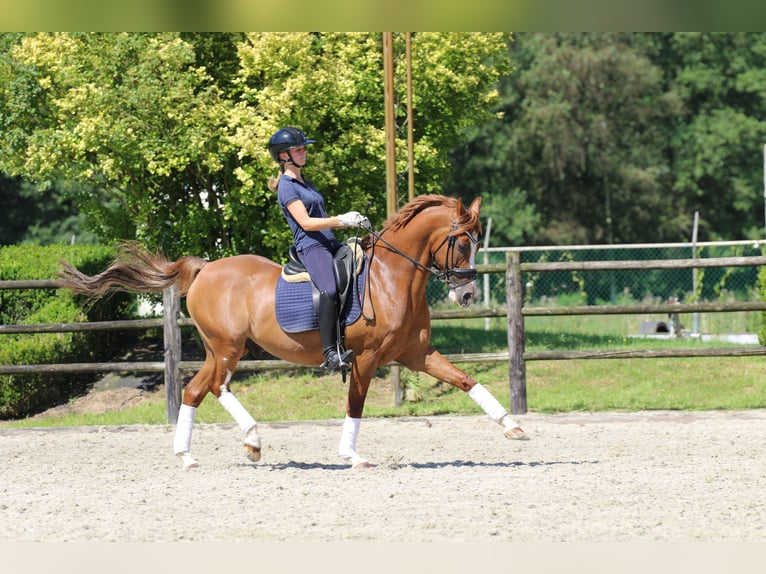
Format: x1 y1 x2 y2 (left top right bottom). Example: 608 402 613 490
0 32 238 256
666 32 766 240
0 32 509 259
227 32 511 254
0 174 99 245
450 33 682 246
449 32 766 246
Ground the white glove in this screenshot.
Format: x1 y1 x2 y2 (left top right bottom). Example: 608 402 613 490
337 211 369 228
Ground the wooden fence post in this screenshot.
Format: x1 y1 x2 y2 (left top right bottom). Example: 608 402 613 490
163 285 182 424
391 364 402 406
506 250 527 414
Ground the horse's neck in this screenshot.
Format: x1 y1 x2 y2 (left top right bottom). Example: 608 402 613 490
374 224 438 291
395 224 430 250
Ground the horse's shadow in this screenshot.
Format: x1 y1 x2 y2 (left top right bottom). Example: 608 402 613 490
243 459 600 471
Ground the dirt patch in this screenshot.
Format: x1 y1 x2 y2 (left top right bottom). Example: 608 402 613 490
29 387 156 420
2 408 766 542
26 384 164 420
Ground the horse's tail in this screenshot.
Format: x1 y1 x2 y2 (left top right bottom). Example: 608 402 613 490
56 241 207 301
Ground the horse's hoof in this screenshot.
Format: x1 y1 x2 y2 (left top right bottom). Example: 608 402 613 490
177 452 199 470
342 453 371 469
504 426 529 440
244 444 262 463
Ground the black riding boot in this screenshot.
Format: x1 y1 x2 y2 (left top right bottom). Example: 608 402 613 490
317 290 354 374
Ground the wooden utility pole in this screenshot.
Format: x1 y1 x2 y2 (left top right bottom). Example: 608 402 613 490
405 32 414 203
383 32 397 218
382 32 401 403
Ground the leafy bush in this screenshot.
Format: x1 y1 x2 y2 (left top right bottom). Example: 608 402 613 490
0 244 134 419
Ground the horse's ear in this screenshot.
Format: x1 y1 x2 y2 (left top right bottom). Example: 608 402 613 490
468 197 482 215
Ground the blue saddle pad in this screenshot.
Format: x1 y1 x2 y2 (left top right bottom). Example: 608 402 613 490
275 260 367 333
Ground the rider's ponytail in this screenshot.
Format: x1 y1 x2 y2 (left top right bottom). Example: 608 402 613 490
267 164 285 192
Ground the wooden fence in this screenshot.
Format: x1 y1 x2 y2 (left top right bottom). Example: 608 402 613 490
0 280 499 423
3 250 766 422
504 252 766 414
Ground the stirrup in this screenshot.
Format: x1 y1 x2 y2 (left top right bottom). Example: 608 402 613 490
322 348 355 374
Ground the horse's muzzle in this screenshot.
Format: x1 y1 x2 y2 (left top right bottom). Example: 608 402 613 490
449 281 477 308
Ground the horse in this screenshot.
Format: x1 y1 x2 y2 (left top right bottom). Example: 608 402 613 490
57 194 527 470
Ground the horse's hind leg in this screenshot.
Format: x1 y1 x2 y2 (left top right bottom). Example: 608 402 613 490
173 359 216 470
174 404 200 470
216 363 261 462
209 350 261 463
172 348 261 468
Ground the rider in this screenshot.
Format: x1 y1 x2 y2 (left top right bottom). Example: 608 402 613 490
268 126 368 374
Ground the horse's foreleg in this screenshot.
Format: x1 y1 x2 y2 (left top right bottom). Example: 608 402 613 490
339 364 373 469
405 348 528 440
338 415 370 468
468 383 528 440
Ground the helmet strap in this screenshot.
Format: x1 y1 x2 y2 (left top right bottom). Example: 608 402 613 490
285 150 305 168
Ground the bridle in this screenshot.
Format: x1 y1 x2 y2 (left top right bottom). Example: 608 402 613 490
429 225 481 287
363 222 480 290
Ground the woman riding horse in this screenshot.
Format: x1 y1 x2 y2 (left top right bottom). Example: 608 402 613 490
57 194 527 470
268 126 368 375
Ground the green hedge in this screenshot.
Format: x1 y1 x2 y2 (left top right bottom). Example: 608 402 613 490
0 244 134 419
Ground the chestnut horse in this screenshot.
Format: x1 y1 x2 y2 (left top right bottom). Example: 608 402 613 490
58 194 527 470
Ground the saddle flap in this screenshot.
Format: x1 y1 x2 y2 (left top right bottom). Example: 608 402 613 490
332 244 353 289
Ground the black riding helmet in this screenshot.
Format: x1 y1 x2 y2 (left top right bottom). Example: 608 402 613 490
268 126 316 165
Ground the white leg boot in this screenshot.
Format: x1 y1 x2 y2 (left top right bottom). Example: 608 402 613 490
219 391 261 461
468 383 528 440
338 416 369 467
173 404 200 470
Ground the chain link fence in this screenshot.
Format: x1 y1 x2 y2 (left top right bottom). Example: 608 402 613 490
426 240 766 336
